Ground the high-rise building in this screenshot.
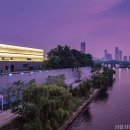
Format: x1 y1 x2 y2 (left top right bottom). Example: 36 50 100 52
123 56 127 61
115 47 120 61
119 50 122 61
104 49 112 61
104 49 108 60
129 56 130 62
108 53 112 60
81 42 86 53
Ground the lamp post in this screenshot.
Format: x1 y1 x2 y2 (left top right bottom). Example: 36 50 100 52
0 95 3 112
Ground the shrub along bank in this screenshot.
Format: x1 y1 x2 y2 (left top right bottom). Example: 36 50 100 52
0 68 115 130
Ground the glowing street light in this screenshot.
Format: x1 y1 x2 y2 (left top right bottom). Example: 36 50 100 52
9 73 13 76
21 72 24 75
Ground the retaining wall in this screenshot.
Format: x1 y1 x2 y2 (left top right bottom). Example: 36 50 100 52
0 67 92 89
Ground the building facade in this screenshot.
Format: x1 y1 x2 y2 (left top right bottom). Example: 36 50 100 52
0 44 45 73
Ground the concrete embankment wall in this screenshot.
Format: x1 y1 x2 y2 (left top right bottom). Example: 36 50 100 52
59 89 101 130
0 67 91 89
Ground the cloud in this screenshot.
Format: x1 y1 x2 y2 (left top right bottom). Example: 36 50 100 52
100 0 130 18
79 0 122 15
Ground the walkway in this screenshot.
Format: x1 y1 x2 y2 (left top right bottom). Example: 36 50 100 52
0 110 18 128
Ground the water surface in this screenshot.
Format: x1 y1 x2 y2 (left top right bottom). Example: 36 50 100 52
68 69 130 130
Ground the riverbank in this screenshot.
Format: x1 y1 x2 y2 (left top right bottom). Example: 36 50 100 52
69 69 130 130
0 68 115 130
59 89 101 130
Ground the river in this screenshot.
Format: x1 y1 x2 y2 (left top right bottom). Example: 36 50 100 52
68 69 130 130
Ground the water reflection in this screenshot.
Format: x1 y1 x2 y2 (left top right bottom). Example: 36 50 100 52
68 108 92 130
127 68 129 75
94 88 109 103
119 68 121 80
69 69 130 130
68 87 112 130
83 108 92 123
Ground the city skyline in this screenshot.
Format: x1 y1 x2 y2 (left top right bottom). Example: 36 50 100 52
103 46 130 61
0 0 130 57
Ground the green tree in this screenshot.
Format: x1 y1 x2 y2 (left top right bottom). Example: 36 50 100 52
13 80 24 104
20 81 72 130
42 45 93 69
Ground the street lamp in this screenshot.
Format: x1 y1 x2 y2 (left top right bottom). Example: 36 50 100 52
0 95 3 112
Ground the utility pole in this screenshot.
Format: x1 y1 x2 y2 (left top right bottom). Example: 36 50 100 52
0 95 3 112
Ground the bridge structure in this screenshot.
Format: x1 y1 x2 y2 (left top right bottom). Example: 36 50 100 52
94 60 130 68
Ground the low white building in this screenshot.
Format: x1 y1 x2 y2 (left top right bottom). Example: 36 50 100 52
0 44 45 73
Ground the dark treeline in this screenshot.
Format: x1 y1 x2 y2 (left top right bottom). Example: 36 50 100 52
71 68 115 97
42 45 93 69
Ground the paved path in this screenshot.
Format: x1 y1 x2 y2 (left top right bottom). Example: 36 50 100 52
0 110 18 128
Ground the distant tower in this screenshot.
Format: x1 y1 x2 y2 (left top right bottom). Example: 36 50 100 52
108 54 113 60
115 47 120 61
119 50 122 61
104 49 112 61
104 49 108 61
123 56 127 61
81 42 86 53
129 56 130 62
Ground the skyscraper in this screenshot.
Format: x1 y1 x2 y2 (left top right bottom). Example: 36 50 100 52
104 49 108 60
123 56 127 61
119 50 122 61
115 47 120 61
129 56 130 62
104 49 112 61
108 54 112 60
81 42 86 53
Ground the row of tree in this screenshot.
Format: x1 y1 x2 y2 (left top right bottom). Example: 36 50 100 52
71 68 116 97
42 45 94 69
1 68 115 130
16 68 115 130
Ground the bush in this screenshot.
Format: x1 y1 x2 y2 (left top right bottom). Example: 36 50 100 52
20 82 72 130
7 69 115 130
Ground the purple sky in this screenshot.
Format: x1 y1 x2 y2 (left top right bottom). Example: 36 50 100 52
0 0 130 58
